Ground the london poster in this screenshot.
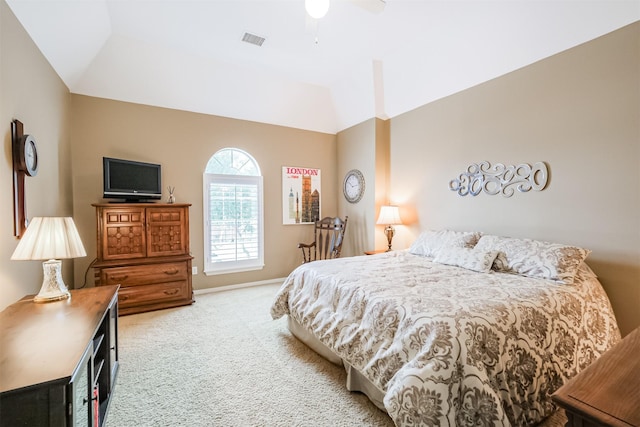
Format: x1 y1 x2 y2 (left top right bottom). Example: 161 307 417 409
282 166 321 224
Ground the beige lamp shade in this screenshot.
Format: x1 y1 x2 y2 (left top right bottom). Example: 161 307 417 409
11 217 86 261
376 205 402 225
11 217 86 303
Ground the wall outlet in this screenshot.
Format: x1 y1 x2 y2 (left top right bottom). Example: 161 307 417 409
192 266 198 275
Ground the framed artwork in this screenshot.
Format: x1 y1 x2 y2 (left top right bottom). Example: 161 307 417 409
282 166 321 224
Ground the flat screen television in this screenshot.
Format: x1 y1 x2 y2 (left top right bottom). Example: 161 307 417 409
103 157 162 202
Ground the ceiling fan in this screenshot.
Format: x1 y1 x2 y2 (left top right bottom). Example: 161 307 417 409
305 0 386 19
348 0 387 14
305 0 386 43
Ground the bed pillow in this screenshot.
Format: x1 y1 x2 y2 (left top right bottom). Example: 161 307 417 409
474 235 591 284
409 229 482 258
433 247 499 273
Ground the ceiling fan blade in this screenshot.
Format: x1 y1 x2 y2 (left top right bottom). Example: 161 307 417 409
348 0 386 14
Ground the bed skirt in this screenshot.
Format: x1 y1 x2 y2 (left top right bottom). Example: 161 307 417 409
287 316 386 411
286 316 568 427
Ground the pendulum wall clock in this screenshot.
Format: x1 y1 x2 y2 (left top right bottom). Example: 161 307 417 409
12 119 39 238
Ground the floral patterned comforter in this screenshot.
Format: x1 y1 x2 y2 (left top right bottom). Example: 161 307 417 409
271 251 620 426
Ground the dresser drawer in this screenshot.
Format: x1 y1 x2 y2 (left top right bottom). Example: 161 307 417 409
118 281 190 309
101 262 188 287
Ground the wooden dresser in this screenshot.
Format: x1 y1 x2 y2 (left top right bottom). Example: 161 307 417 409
93 203 193 315
0 286 119 426
552 326 640 427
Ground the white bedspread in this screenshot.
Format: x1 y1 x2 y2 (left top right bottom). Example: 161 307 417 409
271 251 620 427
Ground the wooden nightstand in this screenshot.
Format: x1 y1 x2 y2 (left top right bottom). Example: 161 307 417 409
364 249 388 255
552 326 640 427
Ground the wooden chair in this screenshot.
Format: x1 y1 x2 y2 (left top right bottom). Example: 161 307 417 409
298 216 348 263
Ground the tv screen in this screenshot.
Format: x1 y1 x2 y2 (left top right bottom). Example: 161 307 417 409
103 157 162 202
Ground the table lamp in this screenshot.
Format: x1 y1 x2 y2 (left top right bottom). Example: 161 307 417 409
11 217 87 303
376 205 402 251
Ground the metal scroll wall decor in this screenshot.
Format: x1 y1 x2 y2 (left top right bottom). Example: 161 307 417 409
449 161 549 197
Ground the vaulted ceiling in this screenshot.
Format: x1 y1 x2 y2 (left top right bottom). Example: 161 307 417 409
7 0 639 134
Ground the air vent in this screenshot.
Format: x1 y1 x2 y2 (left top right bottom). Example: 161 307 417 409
242 32 266 47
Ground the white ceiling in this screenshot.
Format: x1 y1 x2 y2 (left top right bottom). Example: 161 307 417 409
7 0 640 134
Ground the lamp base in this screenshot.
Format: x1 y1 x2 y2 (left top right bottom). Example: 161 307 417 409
384 225 395 251
33 259 71 303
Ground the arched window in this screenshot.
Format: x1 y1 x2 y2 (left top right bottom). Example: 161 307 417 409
203 148 264 275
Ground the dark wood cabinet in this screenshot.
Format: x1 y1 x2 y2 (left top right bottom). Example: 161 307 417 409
552 326 640 427
0 286 119 427
92 203 193 315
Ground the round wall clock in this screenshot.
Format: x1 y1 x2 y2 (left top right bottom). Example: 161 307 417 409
343 169 365 203
17 134 39 177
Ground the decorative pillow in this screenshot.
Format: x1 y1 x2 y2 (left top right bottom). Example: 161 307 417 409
474 235 591 284
433 247 499 273
409 229 482 258
577 262 597 279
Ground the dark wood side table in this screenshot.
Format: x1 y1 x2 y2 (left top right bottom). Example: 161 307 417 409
0 286 119 426
552 326 640 426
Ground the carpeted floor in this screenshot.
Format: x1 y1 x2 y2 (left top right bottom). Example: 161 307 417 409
105 283 567 427
104 284 394 427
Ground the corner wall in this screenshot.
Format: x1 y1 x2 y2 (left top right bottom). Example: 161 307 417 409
337 117 391 256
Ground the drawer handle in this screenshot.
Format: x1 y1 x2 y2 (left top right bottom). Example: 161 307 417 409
111 275 128 282
82 394 98 404
163 268 179 276
164 289 179 296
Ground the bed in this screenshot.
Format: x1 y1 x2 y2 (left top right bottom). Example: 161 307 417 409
271 230 621 426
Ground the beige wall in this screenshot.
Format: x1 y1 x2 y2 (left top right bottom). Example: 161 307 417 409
389 22 640 336
337 119 376 256
69 96 337 291
374 118 391 250
337 117 391 256
0 1 73 311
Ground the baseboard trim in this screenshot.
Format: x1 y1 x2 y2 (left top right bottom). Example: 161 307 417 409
193 277 287 295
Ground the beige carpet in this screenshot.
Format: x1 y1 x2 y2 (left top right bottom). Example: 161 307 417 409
104 284 394 427
104 283 567 427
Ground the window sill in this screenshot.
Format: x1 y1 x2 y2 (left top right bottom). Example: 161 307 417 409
204 264 265 276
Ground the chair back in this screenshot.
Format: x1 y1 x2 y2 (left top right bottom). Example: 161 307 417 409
298 216 348 263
